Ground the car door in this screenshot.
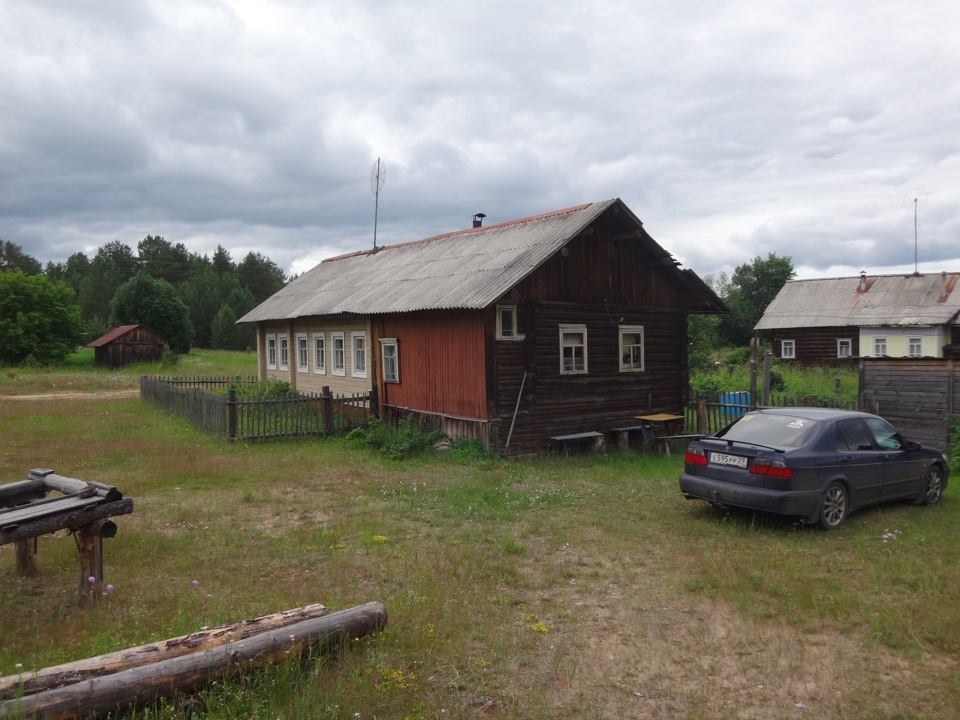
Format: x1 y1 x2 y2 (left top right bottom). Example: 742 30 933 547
834 418 885 506
862 417 926 500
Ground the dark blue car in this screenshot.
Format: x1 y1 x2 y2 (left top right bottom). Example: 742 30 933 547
679 407 949 529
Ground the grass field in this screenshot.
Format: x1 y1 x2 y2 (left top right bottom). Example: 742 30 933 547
1 352 957 719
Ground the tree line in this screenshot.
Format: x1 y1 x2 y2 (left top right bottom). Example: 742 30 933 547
2 234 796 368
0 236 286 365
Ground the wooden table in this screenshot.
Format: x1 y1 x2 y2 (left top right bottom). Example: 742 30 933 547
634 413 685 453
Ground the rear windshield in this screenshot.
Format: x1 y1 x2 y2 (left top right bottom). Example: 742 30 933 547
717 413 820 449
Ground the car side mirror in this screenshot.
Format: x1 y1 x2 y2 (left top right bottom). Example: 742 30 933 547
905 440 921 452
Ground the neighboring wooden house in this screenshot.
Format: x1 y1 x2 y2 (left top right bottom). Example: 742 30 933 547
86 325 165 368
238 199 725 454
755 271 960 364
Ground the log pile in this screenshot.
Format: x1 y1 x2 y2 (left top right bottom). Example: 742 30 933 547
0 601 388 720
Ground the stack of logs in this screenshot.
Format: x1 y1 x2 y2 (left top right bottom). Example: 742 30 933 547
0 601 388 719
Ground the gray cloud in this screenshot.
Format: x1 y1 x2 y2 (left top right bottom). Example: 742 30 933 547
1 0 958 282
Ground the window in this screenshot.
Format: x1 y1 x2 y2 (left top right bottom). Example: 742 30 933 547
908 337 923 357
836 418 873 451
559 324 587 374
497 304 517 339
278 335 289 371
873 337 887 357
781 339 795 359
313 334 325 374
619 325 645 372
266 334 277 370
332 333 345 376
864 416 903 450
381 338 399 383
837 339 852 358
352 332 367 378
296 334 308 373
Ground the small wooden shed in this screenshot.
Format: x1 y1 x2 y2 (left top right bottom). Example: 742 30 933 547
87 325 165 368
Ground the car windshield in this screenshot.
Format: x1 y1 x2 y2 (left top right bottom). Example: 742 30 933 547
717 412 820 449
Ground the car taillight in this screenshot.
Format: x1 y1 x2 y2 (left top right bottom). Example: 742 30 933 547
748 458 794 479
685 448 708 466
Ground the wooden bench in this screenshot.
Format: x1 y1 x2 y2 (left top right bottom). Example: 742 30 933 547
608 425 649 452
550 431 605 454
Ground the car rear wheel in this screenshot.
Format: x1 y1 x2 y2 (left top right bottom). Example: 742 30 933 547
918 465 944 506
818 482 849 530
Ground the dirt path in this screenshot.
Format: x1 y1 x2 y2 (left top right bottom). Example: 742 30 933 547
1 389 139 401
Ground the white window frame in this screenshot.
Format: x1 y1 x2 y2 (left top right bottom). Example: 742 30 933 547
312 333 326 374
266 334 277 370
278 334 289 371
873 337 887 357
496 304 517 340
352 332 367 378
332 332 345 376
908 337 923 357
619 325 645 372
780 339 796 359
559 324 588 375
837 338 852 358
381 338 399 383
296 333 308 373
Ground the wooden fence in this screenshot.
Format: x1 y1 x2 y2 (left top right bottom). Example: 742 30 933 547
685 392 862 436
140 376 373 441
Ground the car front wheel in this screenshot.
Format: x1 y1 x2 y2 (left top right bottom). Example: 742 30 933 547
818 482 849 530
918 465 944 506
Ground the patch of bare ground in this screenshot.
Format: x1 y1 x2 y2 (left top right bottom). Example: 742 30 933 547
515 540 956 719
1 390 139 401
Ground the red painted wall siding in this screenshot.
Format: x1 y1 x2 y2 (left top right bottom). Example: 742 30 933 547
377 310 488 419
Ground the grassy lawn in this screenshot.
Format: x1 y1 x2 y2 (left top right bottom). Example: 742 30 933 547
0 354 957 719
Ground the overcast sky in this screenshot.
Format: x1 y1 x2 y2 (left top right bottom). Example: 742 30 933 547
2 0 958 283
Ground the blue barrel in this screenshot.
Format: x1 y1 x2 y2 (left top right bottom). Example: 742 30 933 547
720 391 751 418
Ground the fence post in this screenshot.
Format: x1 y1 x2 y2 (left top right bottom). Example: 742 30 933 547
697 398 706 434
762 352 772 406
228 388 238 440
321 386 333 436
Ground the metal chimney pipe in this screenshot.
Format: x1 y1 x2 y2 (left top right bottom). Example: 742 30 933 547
472 213 486 228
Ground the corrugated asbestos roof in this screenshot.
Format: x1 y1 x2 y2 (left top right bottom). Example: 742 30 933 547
240 199 626 323
754 272 960 330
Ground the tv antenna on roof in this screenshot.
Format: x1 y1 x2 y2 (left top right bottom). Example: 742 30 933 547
902 188 928 275
370 157 386 251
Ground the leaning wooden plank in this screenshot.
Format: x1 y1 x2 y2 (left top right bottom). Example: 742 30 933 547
0 601 387 720
0 603 328 699
0 499 133 547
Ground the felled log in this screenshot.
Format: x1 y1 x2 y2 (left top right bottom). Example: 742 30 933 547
0 603 328 699
28 469 123 503
0 601 387 720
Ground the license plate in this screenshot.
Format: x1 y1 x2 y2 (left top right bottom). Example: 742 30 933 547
710 452 748 468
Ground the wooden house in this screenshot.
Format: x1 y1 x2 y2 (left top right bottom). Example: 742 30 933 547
238 199 725 454
86 325 166 368
755 271 960 364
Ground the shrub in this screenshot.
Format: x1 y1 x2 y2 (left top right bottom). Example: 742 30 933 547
227 379 294 400
354 416 445 460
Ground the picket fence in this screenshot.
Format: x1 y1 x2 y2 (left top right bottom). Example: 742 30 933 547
140 376 372 441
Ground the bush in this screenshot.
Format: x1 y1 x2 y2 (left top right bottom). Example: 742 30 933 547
226 379 294 400
353 416 445 460
724 346 752 366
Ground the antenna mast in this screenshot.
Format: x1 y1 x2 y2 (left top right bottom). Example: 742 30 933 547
370 158 386 250
903 188 928 275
